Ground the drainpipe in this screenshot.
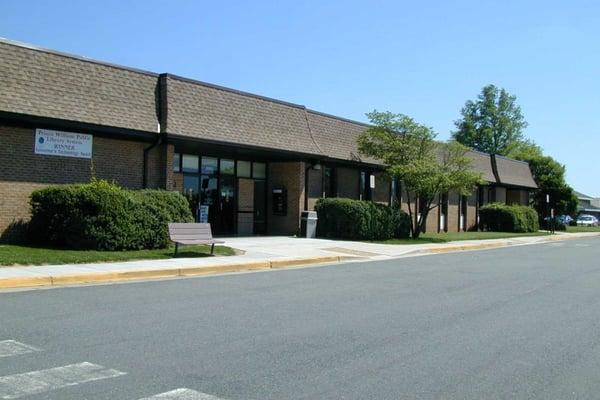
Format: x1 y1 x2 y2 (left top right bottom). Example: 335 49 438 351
143 73 168 189
142 131 163 188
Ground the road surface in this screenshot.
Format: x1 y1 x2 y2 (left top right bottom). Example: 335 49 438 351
1 237 599 399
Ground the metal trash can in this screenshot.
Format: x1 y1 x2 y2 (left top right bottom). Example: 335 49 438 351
300 211 318 238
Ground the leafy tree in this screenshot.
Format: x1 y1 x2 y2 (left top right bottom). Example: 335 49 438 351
358 111 483 239
506 138 543 160
516 154 577 218
453 85 528 155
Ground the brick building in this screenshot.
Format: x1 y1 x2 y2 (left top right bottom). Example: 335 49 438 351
0 39 537 241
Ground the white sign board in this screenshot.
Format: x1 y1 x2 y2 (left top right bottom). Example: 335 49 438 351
34 128 93 159
198 205 209 223
369 174 376 189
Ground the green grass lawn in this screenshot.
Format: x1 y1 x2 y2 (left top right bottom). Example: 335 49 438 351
565 225 600 233
0 244 236 266
377 231 550 244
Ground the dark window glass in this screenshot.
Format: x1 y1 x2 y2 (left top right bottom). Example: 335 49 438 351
183 175 198 195
182 154 199 173
201 157 218 175
323 167 335 197
237 160 251 178
360 172 366 200
220 159 235 175
173 153 181 172
253 162 266 179
441 193 449 215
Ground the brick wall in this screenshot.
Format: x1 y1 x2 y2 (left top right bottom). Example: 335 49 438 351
172 172 184 193
0 124 148 241
447 192 460 233
146 142 173 189
267 161 304 235
424 196 440 233
467 191 478 230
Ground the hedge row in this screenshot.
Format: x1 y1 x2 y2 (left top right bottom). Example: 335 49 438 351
315 198 410 240
479 203 539 233
28 180 193 250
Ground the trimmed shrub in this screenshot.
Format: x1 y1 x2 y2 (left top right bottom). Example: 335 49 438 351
28 180 193 250
314 198 410 240
479 203 539 233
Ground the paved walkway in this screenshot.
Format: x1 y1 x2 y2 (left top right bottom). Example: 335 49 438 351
1 232 598 289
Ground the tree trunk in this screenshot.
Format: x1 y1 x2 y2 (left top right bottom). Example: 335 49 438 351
404 188 415 238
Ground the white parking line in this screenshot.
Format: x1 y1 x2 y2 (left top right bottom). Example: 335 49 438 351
0 362 126 399
0 341 41 359
139 388 225 399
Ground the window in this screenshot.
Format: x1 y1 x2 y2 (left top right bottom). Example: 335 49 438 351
390 178 402 205
253 162 266 179
220 159 235 175
173 153 181 172
183 175 199 195
182 154 199 173
323 166 335 198
360 172 366 200
237 161 251 178
201 157 218 175
359 171 372 201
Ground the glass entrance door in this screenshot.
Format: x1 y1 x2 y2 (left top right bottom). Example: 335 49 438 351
177 154 267 236
217 175 235 235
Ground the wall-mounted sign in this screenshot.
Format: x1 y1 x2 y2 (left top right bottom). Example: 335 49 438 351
34 128 93 159
198 205 209 223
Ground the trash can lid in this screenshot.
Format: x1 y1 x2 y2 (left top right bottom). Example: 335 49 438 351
301 210 317 218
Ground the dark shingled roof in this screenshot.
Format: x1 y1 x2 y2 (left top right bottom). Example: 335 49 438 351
165 75 322 155
0 38 537 189
494 155 538 189
466 150 496 182
0 39 159 133
306 110 377 164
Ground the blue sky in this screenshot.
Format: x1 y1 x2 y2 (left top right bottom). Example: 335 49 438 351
1 0 598 196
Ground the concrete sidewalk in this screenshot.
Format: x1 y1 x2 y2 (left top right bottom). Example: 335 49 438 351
1 232 598 290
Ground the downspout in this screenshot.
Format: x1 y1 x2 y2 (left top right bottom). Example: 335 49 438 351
142 133 163 188
302 107 323 211
143 73 168 189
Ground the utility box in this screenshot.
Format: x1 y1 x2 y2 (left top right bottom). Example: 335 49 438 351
300 210 318 238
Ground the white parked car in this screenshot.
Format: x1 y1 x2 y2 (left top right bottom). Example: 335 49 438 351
576 214 599 226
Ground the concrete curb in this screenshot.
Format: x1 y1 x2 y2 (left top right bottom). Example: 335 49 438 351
410 232 600 256
1 233 598 290
0 255 356 290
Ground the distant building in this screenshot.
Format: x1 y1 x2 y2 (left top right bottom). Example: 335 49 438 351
575 191 600 219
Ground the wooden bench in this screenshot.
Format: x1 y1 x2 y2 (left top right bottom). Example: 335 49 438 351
168 223 225 256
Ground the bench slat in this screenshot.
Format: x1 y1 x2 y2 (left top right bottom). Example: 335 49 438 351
168 223 223 245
